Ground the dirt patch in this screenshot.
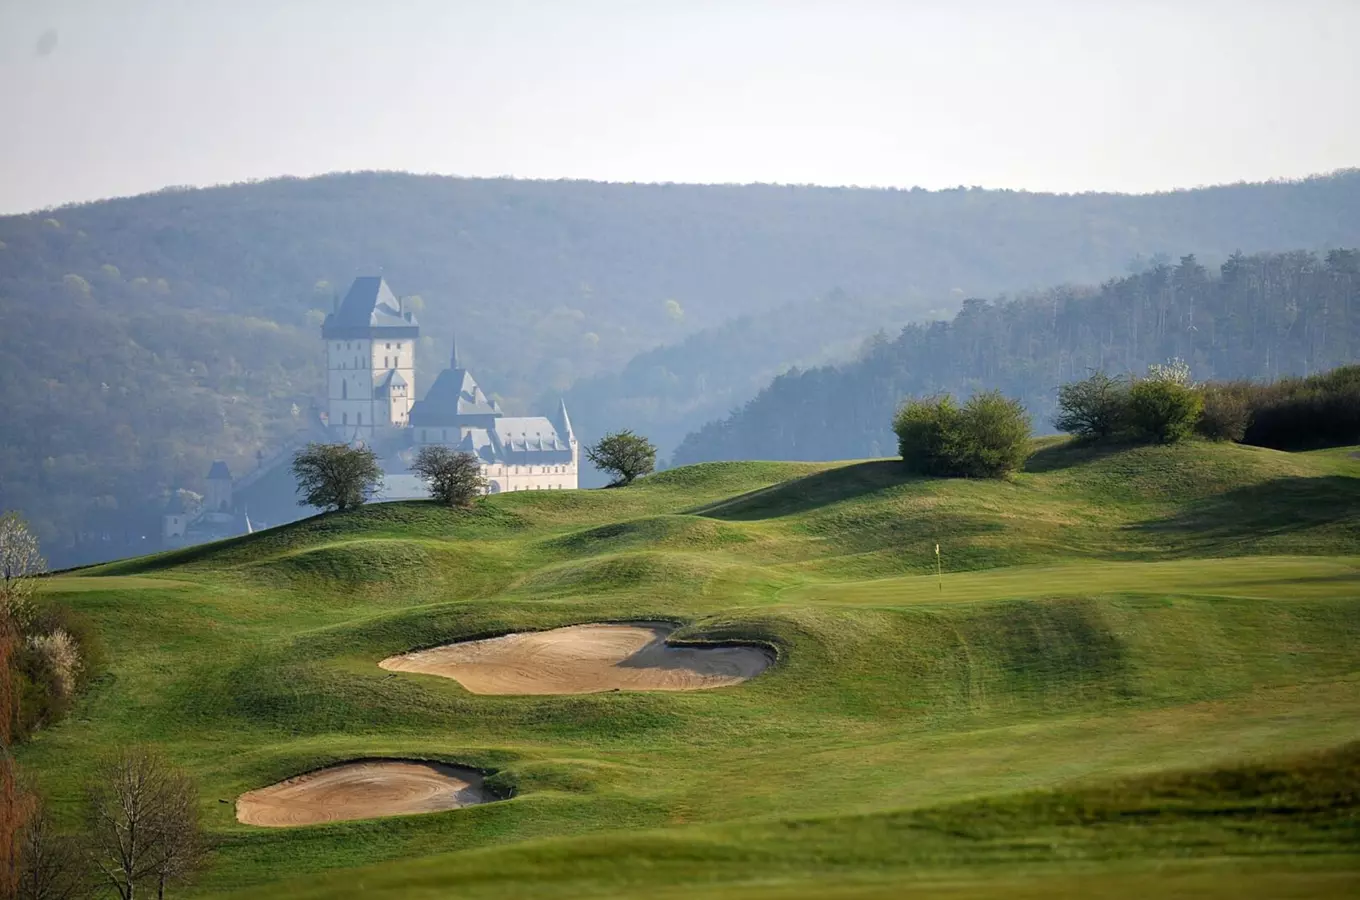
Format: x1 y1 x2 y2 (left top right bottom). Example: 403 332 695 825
379 622 773 695
236 760 492 827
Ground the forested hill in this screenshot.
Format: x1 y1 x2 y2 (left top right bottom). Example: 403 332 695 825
3 170 1360 564
673 249 1360 465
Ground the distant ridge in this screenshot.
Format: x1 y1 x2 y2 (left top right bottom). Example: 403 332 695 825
4 169 1360 563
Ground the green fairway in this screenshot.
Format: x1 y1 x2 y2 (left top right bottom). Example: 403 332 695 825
20 440 1360 897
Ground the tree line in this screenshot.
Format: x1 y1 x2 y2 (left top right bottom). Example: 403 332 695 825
673 249 1360 465
6 171 1360 566
893 360 1359 481
291 430 657 512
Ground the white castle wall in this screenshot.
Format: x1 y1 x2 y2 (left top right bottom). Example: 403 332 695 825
327 337 416 437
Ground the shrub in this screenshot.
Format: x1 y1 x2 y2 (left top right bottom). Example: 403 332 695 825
1196 383 1253 441
957 391 1033 476
1239 364 1360 450
27 630 81 699
894 390 1031 478
1127 378 1204 443
411 446 487 507
894 395 962 475
1053 371 1129 440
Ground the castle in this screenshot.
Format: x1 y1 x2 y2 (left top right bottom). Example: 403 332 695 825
163 276 578 547
322 275 579 494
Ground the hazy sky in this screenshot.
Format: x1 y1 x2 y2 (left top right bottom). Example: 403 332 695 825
2 0 1358 214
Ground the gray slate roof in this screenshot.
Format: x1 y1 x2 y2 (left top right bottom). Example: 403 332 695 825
323 276 418 333
375 368 408 397
450 420 573 465
409 367 502 426
207 460 231 480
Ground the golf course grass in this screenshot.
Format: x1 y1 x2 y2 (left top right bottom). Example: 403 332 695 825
20 439 1360 897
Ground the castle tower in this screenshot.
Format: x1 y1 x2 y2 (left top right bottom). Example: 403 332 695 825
205 460 232 512
321 276 420 441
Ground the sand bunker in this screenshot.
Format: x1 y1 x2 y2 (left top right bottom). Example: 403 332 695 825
379 622 773 695
237 760 492 827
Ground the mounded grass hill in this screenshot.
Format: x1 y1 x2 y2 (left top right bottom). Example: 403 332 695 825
24 440 1360 898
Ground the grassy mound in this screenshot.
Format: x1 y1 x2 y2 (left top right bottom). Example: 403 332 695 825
23 440 1360 898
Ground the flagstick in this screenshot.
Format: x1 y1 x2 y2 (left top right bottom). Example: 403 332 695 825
936 543 942 592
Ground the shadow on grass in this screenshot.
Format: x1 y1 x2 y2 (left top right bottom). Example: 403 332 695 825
690 460 911 521
1023 438 1140 474
1130 475 1360 551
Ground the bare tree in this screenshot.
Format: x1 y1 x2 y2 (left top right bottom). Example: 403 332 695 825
0 512 46 625
410 446 487 507
85 748 205 900
18 800 87 900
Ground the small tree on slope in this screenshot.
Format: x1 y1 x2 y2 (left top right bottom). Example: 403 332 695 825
86 747 206 900
411 446 488 507
291 444 383 513
0 512 45 625
1053 371 1129 440
587 431 657 486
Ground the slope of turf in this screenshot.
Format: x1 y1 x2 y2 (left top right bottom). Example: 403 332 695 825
21 440 1360 898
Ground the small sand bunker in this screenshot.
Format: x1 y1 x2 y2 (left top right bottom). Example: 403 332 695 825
237 760 491 827
379 622 773 695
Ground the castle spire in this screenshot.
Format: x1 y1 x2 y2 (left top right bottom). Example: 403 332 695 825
450 332 459 369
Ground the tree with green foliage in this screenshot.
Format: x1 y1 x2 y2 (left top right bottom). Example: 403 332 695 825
1196 384 1253 442
1128 378 1204 444
291 444 382 512
1053 372 1129 440
411 446 487 508
893 395 962 476
894 391 1030 478
586 431 657 486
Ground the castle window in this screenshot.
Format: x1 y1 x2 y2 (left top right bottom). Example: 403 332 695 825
342 380 347 399
342 413 348 425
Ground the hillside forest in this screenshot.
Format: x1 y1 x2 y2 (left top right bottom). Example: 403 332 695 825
3 170 1360 566
674 249 1360 465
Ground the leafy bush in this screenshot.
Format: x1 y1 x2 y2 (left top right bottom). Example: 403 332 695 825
1127 378 1204 443
894 391 1031 478
894 395 962 475
1053 372 1129 440
1196 383 1253 441
1238 364 1360 450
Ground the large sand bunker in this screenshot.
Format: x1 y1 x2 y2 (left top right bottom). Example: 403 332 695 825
379 622 773 695
237 760 492 827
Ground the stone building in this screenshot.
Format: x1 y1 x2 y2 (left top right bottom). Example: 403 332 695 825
166 275 579 550
325 276 579 493
321 276 419 442
409 340 578 493
162 460 254 546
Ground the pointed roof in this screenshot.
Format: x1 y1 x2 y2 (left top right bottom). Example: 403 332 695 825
375 368 408 397
409 367 503 426
207 460 231 480
554 399 576 442
322 276 419 337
